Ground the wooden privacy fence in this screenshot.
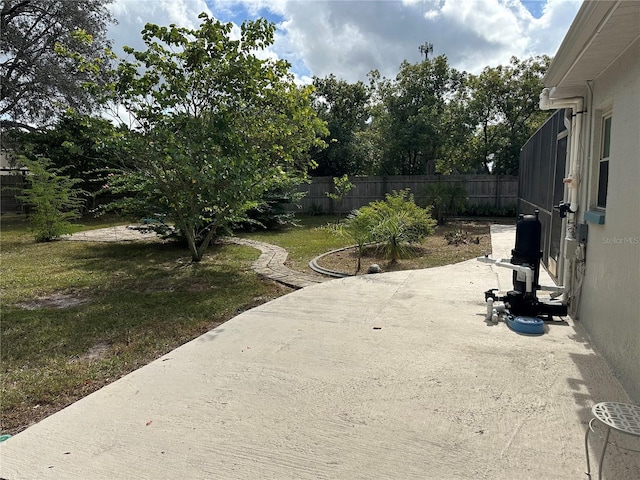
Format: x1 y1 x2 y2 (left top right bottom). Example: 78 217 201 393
0 175 26 214
295 175 518 213
1 173 517 216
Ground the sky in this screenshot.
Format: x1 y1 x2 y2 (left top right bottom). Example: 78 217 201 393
106 0 583 84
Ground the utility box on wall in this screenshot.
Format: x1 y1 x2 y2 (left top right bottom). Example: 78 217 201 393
577 223 588 245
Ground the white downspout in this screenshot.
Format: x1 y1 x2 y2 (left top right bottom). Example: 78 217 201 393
539 87 584 214
539 87 584 304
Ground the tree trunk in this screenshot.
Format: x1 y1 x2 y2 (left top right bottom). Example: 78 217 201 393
195 225 218 262
184 228 201 262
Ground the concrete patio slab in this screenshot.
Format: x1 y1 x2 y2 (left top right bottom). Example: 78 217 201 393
2 226 638 479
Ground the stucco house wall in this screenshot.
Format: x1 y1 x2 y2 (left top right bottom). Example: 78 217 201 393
578 37 640 402
539 1 640 402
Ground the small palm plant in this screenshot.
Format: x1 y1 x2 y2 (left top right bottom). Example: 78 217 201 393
369 190 436 263
372 209 417 263
343 207 377 273
343 189 436 270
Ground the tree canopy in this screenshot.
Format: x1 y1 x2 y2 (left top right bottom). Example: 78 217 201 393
102 15 326 261
6 111 123 206
465 56 550 174
0 0 115 130
368 55 465 175
310 74 370 176
311 53 549 177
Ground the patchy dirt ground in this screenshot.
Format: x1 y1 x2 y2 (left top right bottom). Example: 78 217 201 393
16 292 92 310
314 220 495 276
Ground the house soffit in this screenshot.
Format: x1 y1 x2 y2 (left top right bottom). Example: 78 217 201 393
543 0 640 98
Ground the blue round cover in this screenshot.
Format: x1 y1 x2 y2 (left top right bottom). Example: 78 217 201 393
507 315 545 335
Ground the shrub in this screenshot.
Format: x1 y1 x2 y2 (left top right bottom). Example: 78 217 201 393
344 189 436 266
461 203 517 218
307 203 325 216
237 175 307 231
326 174 355 224
15 157 85 242
422 181 468 225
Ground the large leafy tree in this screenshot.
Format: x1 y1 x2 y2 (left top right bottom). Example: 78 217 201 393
368 55 464 175
433 72 478 174
310 75 370 176
0 0 115 130
466 55 550 174
104 15 326 262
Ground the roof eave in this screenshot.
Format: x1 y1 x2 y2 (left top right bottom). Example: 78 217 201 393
543 0 619 89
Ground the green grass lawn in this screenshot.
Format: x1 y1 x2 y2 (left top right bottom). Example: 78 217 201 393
0 214 300 435
1 213 493 435
237 215 351 272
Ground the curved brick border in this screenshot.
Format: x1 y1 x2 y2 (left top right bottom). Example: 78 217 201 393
222 238 330 289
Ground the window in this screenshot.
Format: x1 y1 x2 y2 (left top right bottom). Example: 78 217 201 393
597 115 611 209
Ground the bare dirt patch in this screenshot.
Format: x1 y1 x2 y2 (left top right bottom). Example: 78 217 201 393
16 292 92 310
71 342 111 363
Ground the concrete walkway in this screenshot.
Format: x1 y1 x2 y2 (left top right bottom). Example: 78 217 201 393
2 226 639 479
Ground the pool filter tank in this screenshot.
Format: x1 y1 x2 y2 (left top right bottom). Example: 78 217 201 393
510 212 542 296
478 210 567 326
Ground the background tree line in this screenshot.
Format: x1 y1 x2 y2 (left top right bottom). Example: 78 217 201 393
310 54 550 178
1 0 549 256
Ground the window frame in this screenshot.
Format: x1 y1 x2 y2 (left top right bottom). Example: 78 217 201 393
596 114 612 209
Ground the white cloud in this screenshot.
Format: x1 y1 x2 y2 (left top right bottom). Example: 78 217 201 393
526 0 584 56
108 0 212 56
424 9 441 20
107 0 582 83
